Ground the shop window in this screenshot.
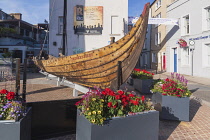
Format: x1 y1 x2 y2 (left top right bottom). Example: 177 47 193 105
181 47 189 65
207 44 210 65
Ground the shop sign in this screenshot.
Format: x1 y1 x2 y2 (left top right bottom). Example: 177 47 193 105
178 39 187 47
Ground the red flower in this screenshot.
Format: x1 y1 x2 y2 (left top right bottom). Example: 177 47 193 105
130 100 139 105
102 91 107 95
6 92 15 100
107 102 112 107
129 94 134 97
142 96 145 102
112 105 117 108
115 95 121 100
117 90 124 95
0 89 8 94
176 95 181 97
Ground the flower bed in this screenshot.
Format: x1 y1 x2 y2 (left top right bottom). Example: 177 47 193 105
131 68 154 80
150 73 191 121
0 89 32 140
131 69 154 94
75 88 159 140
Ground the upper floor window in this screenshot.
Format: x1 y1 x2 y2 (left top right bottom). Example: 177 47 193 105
155 32 161 46
155 0 161 10
58 16 63 34
205 6 210 29
155 13 161 27
111 16 120 35
183 15 189 34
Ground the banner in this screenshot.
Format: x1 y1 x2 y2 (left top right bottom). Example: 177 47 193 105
74 6 103 34
148 18 179 25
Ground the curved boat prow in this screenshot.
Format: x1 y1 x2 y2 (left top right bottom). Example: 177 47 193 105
34 3 150 90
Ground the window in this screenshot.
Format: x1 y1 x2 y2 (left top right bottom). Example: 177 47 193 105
73 48 84 54
111 16 120 35
58 16 63 34
205 6 210 29
183 15 189 34
155 0 161 10
144 53 148 65
155 13 161 27
152 53 157 63
143 38 147 49
181 48 189 65
207 44 210 65
155 32 161 45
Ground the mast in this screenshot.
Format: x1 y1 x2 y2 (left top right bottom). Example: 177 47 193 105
62 0 67 55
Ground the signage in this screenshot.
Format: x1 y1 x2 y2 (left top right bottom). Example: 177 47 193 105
189 35 210 41
148 18 179 25
178 39 187 47
74 6 103 35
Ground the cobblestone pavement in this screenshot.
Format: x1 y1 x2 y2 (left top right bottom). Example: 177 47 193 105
2 72 210 140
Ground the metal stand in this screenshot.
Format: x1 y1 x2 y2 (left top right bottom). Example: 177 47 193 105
15 58 20 99
22 58 27 102
117 61 123 90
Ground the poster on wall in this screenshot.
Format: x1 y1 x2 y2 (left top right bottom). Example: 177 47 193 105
74 5 103 35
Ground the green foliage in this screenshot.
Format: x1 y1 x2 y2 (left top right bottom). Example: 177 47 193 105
1 51 12 58
0 27 17 34
75 88 153 125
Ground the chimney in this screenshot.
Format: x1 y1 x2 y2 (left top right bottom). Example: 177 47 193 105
9 13 22 20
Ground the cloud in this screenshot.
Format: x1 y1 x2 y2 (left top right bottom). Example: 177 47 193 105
0 0 49 24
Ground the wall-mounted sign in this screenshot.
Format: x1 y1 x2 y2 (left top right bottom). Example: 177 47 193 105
189 35 210 41
178 39 187 47
189 40 195 46
148 18 178 25
74 6 103 35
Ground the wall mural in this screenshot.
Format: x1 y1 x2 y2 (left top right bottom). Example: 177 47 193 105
74 5 103 35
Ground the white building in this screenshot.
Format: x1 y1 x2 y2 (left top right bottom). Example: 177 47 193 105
166 0 210 78
49 0 128 56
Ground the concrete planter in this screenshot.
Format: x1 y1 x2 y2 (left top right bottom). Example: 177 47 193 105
133 79 153 94
152 92 189 121
0 107 32 140
76 109 159 140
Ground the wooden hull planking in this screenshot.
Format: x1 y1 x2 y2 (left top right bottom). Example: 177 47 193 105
34 3 150 89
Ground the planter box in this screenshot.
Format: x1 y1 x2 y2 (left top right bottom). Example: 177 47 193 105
0 107 32 140
133 79 153 94
76 109 159 140
152 92 189 121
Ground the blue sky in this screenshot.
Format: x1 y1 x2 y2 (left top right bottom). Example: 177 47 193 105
0 0 154 24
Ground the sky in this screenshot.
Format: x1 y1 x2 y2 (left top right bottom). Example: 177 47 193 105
0 0 154 25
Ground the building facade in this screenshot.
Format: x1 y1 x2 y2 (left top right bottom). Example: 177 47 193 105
0 10 48 63
166 0 210 78
49 0 128 57
150 0 175 71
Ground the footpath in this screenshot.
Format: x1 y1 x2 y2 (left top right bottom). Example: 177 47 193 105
15 72 210 140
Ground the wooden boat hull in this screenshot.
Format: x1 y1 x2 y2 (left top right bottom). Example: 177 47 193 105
34 3 150 90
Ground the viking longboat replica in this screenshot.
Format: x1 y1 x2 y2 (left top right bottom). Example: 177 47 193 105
33 3 150 90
